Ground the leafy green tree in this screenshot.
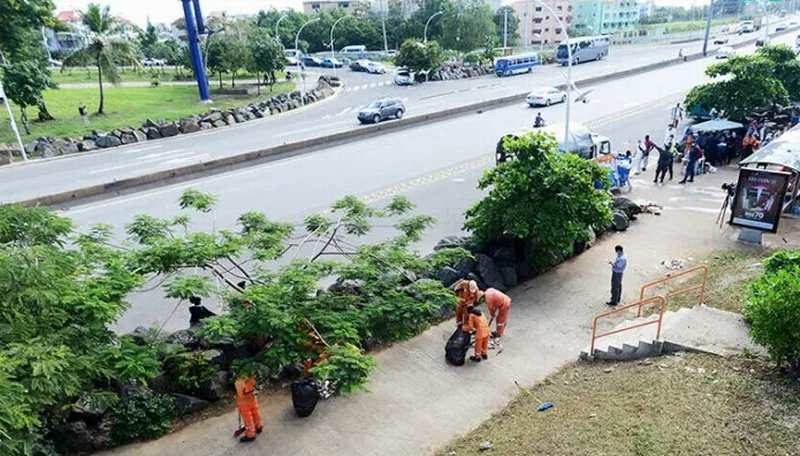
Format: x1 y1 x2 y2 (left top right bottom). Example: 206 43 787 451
206 29 250 88
494 6 519 47
757 44 800 100
246 27 286 93
138 21 159 58
1 61 55 134
395 39 444 74
464 132 612 270
63 4 140 114
440 0 496 52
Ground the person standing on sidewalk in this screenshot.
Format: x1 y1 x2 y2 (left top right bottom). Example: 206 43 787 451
606 245 627 307
670 102 684 128
234 372 263 443
680 142 702 184
484 288 512 339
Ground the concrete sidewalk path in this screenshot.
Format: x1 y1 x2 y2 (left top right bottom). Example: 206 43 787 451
103 198 742 456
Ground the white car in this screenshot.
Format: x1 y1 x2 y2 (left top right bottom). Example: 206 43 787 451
716 46 735 59
366 62 387 74
713 35 729 44
526 87 567 107
142 58 166 67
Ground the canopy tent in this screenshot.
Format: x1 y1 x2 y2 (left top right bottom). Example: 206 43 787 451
688 119 744 133
540 122 596 152
740 126 800 172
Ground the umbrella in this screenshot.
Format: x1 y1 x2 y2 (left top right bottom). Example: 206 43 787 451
689 119 744 133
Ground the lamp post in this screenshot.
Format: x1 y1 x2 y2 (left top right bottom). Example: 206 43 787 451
531 0 572 146
533 33 543 54
424 11 444 43
295 17 320 106
0 80 27 161
275 13 289 45
330 16 348 71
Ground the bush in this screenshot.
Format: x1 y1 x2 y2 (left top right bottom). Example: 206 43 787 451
743 250 800 372
110 389 175 444
762 249 800 274
310 344 376 395
163 352 216 392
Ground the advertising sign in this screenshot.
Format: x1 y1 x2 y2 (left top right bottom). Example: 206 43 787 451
730 168 791 232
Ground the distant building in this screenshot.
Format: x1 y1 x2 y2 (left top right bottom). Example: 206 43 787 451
55 9 82 27
511 0 572 46
303 0 369 14
715 0 743 17
571 0 640 37
638 0 655 18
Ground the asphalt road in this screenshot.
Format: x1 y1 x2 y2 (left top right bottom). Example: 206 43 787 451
0 26 787 205
55 30 792 334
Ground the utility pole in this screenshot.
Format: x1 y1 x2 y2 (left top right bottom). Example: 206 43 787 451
504 8 509 49
382 0 389 52
0 80 28 161
702 0 713 56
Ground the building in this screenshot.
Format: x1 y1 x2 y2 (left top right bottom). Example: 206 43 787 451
303 0 368 14
510 0 572 46
638 0 655 18
571 0 640 37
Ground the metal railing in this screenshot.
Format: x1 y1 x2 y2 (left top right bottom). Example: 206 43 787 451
638 265 708 317
589 296 667 355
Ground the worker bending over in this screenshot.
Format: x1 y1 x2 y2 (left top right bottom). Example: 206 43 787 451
466 307 490 362
235 374 263 443
484 288 512 339
453 279 481 329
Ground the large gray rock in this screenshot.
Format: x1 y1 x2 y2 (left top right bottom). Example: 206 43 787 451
201 111 223 123
145 127 162 140
499 266 518 289
466 272 487 291
434 235 476 252
95 135 122 148
196 370 229 401
172 393 210 416
454 256 476 277
120 133 137 144
475 253 507 291
148 370 174 394
436 266 463 287
328 278 365 295
159 123 179 137
78 139 97 152
133 129 147 142
212 119 227 128
142 118 160 129
200 349 225 368
166 328 200 348
491 246 517 265
223 114 236 125
53 139 79 155
179 119 201 134
199 121 213 130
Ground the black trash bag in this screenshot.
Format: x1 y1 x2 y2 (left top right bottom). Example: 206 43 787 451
445 328 472 366
291 378 320 418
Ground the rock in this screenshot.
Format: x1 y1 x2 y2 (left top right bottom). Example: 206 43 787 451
233 112 245 123
166 328 200 349
128 326 159 345
223 114 236 125
78 139 97 152
199 121 213 130
70 392 112 424
279 364 304 382
133 129 147 142
454 256 476 277
142 118 160 129
434 235 475 252
212 119 227 128
491 246 517 265
120 133 137 144
475 253 507 291
611 210 630 231
179 119 201 134
479 441 493 451
436 266 463 287
95 135 122 148
499 266 518 288
148 370 174 394
145 127 162 140
585 227 597 248
436 301 455 320
196 370 229 401
172 393 210 416
159 123 179 137
328 278 364 295
466 272 488 291
53 420 95 453
53 139 79 155
201 111 223 123
200 349 225 368
604 367 614 373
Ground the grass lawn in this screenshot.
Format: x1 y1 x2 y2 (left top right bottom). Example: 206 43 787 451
0 82 293 144
51 66 285 85
438 353 800 456
643 17 739 34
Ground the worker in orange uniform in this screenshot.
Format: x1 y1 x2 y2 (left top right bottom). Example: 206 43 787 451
466 307 490 362
484 288 512 339
234 374 263 443
453 279 481 330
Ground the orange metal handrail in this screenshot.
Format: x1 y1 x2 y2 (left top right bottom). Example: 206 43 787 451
637 265 709 317
589 296 667 355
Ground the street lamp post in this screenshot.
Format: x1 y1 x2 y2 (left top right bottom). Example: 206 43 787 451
295 17 320 106
275 13 289 45
330 16 348 72
0 79 28 161
424 11 444 43
530 0 572 145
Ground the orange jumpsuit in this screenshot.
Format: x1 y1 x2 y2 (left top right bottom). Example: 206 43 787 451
454 280 480 329
235 376 262 439
467 313 490 357
485 288 512 337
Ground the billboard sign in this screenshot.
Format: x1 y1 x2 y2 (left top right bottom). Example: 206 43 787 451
730 168 791 233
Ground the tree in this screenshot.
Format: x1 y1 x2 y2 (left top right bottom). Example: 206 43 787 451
246 28 286 93
206 30 250 89
494 6 519 47
440 0 496 52
63 4 139 114
757 44 800 100
464 132 612 270
1 62 54 134
395 39 444 74
138 21 159 58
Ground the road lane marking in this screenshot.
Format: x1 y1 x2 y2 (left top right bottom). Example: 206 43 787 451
119 145 164 155
89 149 191 174
279 119 352 137
139 148 186 160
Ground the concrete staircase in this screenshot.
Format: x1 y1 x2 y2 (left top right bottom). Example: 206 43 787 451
580 305 761 361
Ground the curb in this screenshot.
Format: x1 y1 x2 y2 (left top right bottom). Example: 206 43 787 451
17 29 797 208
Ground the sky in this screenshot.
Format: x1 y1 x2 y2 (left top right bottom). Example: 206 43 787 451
55 0 710 26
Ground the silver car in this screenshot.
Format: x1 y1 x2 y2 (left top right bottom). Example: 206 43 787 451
357 98 405 124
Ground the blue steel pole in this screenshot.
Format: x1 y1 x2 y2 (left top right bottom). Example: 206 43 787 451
192 0 206 34
181 0 211 102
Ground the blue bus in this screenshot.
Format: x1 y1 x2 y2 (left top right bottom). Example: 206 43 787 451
494 53 539 77
556 36 610 66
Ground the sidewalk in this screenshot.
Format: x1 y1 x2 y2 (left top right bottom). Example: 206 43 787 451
102 176 747 456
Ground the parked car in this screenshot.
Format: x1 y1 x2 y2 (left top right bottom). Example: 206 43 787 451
350 59 370 72
366 62 386 74
386 49 398 57
526 87 567 107
320 57 343 68
357 98 405 124
341 45 367 56
712 35 729 44
716 46 736 59
285 49 302 66
301 56 322 67
775 24 787 32
142 58 166 67
394 68 414 86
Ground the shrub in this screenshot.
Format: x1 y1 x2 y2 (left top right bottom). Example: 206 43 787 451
762 249 800 274
110 389 175 444
743 251 800 372
163 352 216 392
310 344 376 395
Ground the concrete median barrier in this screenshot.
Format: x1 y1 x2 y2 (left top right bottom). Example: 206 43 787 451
18 28 799 208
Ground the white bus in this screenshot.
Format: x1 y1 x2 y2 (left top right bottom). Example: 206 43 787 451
556 36 610 66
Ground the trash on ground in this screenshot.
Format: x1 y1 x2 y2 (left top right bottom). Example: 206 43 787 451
661 258 687 270
537 401 555 412
479 441 493 451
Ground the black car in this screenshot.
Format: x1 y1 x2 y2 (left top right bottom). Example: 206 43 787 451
357 98 405 124
349 59 370 72
301 56 322 67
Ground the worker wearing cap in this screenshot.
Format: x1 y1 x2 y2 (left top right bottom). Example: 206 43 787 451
484 288 512 339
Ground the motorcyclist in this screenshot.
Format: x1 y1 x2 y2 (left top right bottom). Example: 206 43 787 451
533 112 545 128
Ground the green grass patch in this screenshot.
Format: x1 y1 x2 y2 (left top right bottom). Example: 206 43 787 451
438 353 800 456
51 66 286 86
0 82 294 144
643 17 739 34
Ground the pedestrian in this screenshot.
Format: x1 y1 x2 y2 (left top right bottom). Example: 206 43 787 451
653 143 674 184
188 296 216 327
606 245 627 307
453 279 480 330
636 138 653 174
234 371 263 443
670 103 684 128
716 135 728 166
534 112 545 128
679 142 701 184
466 307 490 362
484 288 512 339
617 150 633 191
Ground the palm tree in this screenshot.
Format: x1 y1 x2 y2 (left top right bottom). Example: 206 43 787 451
64 4 138 115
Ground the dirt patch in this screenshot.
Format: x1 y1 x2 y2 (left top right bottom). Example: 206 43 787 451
438 353 800 456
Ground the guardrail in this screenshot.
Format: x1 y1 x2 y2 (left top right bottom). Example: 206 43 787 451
589 296 667 355
637 264 708 317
